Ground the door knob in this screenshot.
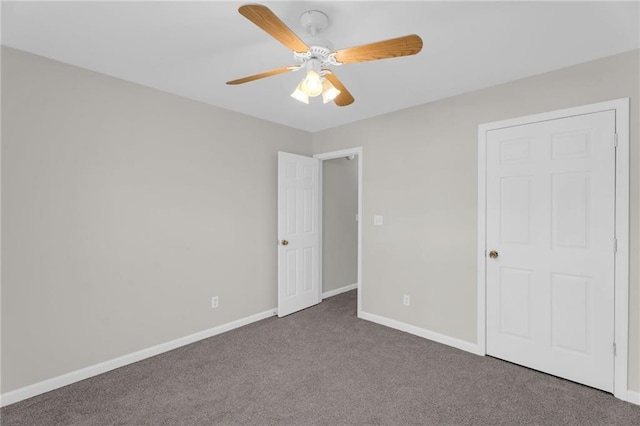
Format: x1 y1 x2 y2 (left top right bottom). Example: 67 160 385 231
281 240 289 246
489 250 498 259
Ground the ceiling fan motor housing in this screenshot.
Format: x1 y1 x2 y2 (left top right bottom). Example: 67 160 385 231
293 46 341 69
303 35 333 51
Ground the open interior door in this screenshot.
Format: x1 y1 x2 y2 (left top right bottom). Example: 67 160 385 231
277 152 321 317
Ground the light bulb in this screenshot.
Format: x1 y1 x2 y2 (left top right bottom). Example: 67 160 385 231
290 82 309 104
321 79 341 104
300 71 323 97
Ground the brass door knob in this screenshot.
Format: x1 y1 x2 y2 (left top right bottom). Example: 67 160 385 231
281 240 289 246
489 250 498 259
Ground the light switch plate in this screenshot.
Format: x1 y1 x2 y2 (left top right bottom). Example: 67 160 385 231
374 215 383 225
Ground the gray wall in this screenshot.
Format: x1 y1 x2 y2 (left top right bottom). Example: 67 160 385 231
312 49 640 391
322 157 358 293
3 46 639 396
1 47 311 393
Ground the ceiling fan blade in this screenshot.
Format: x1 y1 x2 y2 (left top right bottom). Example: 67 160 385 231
333 34 423 64
226 66 296 85
324 72 354 107
239 4 309 53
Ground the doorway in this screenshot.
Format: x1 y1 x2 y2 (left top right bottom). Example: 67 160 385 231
315 147 363 316
277 148 363 318
320 155 358 299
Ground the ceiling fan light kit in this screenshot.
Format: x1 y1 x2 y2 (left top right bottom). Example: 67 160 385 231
227 4 423 107
289 56 341 103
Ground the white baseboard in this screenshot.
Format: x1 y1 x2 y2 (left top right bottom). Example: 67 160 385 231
359 311 640 406
626 390 640 405
3 305 637 408
0 308 277 407
359 311 480 355
322 283 357 299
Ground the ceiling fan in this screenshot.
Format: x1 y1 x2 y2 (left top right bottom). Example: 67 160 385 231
226 4 423 106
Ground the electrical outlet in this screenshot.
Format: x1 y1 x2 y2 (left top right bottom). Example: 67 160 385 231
403 294 410 306
211 296 219 308
374 215 383 225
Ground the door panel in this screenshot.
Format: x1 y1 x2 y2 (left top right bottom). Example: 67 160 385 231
552 173 589 248
500 176 531 244
486 111 615 392
550 273 590 354
499 267 532 340
278 152 321 317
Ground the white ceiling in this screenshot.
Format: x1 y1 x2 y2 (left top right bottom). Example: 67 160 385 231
2 1 639 132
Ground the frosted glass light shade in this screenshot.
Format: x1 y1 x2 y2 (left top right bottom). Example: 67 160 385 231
300 70 323 97
290 82 309 104
321 80 341 104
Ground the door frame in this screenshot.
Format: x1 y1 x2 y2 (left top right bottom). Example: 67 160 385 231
314 147 363 317
476 98 630 400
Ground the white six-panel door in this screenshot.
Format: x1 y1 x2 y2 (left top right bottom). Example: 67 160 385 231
486 111 616 392
277 152 321 317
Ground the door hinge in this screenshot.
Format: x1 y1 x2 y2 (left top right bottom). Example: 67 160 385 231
613 237 618 253
613 133 618 148
613 342 617 356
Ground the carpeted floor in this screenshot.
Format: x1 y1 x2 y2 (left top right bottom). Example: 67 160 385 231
2 290 639 425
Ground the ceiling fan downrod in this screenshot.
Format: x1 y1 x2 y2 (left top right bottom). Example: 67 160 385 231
293 10 341 68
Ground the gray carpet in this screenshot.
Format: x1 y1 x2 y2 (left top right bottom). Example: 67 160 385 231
2 290 639 425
